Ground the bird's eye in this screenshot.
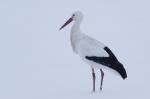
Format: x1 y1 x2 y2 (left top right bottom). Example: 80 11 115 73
72 14 75 17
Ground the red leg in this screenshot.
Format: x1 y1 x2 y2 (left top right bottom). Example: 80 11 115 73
100 69 104 90
92 68 96 92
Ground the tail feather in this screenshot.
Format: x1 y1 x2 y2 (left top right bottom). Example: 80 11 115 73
110 61 127 79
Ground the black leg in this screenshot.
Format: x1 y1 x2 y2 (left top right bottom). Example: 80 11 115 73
100 69 104 90
92 68 96 92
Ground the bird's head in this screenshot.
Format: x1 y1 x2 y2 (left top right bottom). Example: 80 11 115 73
59 11 83 30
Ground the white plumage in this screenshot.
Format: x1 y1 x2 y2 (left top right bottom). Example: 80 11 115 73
60 11 127 91
69 12 108 65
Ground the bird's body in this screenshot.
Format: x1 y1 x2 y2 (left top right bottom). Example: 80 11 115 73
70 13 108 68
60 11 127 91
71 32 108 68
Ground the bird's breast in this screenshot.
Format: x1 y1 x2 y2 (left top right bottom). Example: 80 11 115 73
70 36 80 53
70 33 85 54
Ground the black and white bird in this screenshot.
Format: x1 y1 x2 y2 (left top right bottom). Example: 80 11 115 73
59 11 127 92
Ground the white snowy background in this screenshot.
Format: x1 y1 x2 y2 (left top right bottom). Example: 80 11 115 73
0 0 150 99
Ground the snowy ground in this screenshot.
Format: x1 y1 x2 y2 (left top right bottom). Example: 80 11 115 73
0 0 150 99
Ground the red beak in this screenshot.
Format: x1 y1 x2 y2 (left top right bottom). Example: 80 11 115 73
59 17 73 30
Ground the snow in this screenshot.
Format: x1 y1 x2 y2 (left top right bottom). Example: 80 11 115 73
0 0 150 99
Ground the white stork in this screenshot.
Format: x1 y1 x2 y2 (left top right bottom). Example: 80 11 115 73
59 11 127 92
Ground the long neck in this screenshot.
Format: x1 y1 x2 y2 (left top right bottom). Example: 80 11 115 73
70 20 82 53
71 20 81 34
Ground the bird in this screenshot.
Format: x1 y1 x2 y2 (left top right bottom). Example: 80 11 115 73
59 11 127 92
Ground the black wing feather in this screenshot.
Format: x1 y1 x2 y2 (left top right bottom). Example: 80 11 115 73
85 47 127 79
104 47 118 61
